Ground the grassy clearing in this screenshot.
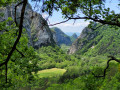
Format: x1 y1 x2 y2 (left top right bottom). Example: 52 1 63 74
37 68 66 78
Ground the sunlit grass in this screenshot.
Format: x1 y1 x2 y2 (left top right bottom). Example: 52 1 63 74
36 68 66 78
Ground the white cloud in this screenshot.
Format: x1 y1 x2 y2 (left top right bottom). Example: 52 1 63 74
62 22 89 27
49 21 90 33
50 21 89 33
56 21 90 27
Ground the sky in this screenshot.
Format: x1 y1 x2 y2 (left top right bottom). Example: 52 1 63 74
28 0 119 34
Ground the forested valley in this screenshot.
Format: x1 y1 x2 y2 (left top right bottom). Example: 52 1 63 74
0 0 120 90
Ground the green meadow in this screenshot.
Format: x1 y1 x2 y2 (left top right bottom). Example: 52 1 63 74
36 68 66 78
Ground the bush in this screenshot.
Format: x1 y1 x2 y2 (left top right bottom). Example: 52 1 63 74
59 66 81 83
41 62 56 69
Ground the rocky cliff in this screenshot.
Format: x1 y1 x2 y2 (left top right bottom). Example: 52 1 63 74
68 23 120 56
0 3 55 49
68 27 94 54
51 27 72 46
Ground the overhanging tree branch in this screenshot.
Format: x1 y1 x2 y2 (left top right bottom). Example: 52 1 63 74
48 19 70 26
67 16 120 27
15 48 25 57
0 0 27 67
15 1 24 26
92 56 120 78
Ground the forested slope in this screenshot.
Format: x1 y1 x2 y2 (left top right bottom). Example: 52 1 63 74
69 23 120 57
51 27 72 46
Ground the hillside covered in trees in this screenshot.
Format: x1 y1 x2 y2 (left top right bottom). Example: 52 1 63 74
0 0 120 90
69 23 120 56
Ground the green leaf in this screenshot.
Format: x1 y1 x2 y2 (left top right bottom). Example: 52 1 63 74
8 17 13 21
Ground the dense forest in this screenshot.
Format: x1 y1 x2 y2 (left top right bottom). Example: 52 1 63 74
0 0 120 90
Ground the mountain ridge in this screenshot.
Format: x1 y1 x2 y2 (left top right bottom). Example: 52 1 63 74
68 23 120 56
51 27 72 46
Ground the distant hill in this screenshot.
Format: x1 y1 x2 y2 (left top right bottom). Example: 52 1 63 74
65 32 80 37
51 27 72 46
70 33 78 43
68 23 120 56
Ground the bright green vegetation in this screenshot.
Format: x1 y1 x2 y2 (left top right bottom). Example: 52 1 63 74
0 17 120 90
36 68 66 78
47 56 120 90
0 18 40 89
36 23 120 90
60 44 70 53
0 18 120 90
50 27 77 51
75 23 120 57
1 0 120 90
37 46 78 69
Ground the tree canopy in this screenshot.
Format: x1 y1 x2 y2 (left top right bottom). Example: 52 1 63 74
32 0 120 27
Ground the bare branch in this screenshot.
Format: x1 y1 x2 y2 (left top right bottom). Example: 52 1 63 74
92 56 120 78
67 16 120 27
49 19 70 26
73 19 76 25
15 48 25 57
0 0 27 67
89 18 120 27
0 0 27 83
15 1 24 26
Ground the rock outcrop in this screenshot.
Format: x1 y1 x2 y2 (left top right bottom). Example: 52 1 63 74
68 27 95 54
0 3 55 49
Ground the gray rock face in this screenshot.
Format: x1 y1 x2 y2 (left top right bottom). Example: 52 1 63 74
0 3 55 49
30 12 55 49
68 27 94 54
78 27 93 39
51 27 72 46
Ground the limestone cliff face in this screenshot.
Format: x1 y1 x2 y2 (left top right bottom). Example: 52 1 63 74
68 27 95 54
30 12 55 49
51 27 72 46
0 3 55 49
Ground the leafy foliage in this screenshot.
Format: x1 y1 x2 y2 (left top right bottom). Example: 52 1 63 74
37 46 78 69
1 0 120 89
0 18 39 89
74 23 120 57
